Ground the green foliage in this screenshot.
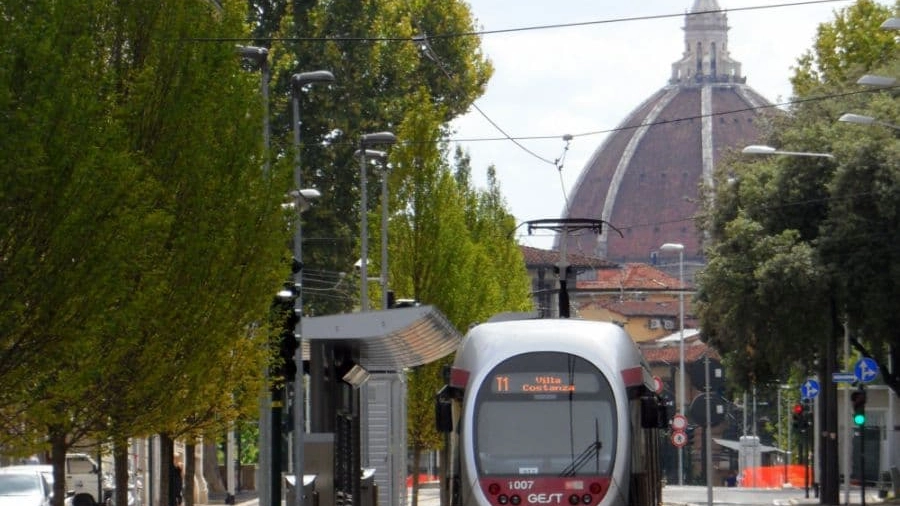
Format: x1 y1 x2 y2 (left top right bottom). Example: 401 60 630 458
790 0 898 95
699 0 900 393
255 0 493 317
1 0 287 456
383 93 531 465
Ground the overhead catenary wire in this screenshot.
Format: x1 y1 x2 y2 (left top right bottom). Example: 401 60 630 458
195 0 871 154
190 0 850 43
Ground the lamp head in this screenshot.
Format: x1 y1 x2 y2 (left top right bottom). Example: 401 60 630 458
292 70 335 92
236 45 268 66
283 188 321 212
856 74 897 88
659 243 684 253
360 131 397 147
838 113 876 125
742 145 776 155
354 149 388 162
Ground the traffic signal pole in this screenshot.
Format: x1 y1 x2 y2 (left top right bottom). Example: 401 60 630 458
272 384 283 506
852 386 867 506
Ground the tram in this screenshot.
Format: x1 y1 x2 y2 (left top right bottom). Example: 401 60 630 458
435 318 666 506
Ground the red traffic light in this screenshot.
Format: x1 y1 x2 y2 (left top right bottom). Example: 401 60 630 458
793 404 803 415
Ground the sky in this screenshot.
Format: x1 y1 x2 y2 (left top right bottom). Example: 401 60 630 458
447 0 865 250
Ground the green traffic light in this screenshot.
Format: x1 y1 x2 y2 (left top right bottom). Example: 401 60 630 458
853 413 866 426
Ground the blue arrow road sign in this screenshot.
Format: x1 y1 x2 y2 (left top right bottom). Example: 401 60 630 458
854 358 879 383
832 372 856 383
801 379 820 400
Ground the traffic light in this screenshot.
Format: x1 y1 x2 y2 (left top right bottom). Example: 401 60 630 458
851 388 866 426
802 400 813 428
273 285 300 381
792 403 803 431
685 425 696 447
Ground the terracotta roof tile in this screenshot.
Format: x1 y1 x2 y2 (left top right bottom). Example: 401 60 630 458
576 263 686 291
520 245 617 269
638 334 721 364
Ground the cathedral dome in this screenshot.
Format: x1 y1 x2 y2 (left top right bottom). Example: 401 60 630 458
559 0 773 265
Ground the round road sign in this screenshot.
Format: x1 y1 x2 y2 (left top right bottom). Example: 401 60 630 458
671 430 687 448
671 414 687 431
653 376 664 394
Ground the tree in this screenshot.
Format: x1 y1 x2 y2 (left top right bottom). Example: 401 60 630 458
0 2 286 504
256 0 493 317
385 92 532 503
697 2 898 503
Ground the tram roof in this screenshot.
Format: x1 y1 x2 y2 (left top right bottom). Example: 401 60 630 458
301 305 462 370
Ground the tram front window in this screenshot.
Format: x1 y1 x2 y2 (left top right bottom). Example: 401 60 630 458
474 352 616 477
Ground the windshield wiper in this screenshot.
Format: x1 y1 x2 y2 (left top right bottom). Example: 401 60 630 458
558 440 602 477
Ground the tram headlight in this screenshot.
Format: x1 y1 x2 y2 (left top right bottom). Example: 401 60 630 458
510 495 521 505
568 494 581 505
581 494 592 504
498 495 509 504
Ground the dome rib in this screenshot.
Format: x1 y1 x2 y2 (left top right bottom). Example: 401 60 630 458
560 2 776 265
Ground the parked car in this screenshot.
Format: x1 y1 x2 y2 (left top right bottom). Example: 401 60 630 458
0 468 52 506
0 465 53 488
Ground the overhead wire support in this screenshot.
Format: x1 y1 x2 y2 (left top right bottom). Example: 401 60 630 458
525 219 621 318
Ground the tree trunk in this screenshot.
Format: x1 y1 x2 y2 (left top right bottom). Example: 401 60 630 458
202 441 226 493
818 300 840 506
114 438 129 506
158 433 173 506
411 445 421 506
49 429 68 506
184 444 195 506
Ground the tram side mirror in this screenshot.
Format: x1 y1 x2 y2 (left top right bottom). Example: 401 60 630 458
657 402 670 429
435 398 453 433
641 395 668 429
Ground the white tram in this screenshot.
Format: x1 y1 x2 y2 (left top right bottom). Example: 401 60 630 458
436 318 666 506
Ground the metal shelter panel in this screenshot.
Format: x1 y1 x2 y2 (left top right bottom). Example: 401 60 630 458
364 374 408 506
301 305 462 370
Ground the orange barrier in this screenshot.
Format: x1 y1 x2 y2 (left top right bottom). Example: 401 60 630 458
739 464 811 488
407 474 439 488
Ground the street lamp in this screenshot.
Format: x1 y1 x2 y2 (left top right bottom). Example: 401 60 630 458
741 145 834 159
659 242 685 486
236 44 272 506
838 112 900 131
358 132 397 312
353 149 390 309
290 69 334 506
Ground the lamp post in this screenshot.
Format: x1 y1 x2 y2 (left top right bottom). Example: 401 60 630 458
236 44 271 506
289 69 334 506
353 149 390 309
358 132 396 312
660 242 685 486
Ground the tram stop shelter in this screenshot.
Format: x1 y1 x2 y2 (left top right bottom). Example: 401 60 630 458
301 305 462 506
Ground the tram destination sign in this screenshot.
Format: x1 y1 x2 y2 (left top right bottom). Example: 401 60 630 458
491 372 601 394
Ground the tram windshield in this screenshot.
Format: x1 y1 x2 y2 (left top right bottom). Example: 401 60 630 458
474 352 616 477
